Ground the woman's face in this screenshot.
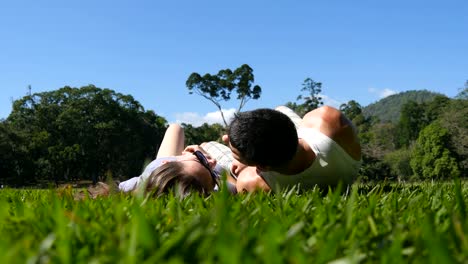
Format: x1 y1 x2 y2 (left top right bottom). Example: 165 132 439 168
176 152 218 190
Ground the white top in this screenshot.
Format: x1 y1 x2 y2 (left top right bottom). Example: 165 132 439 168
260 128 361 192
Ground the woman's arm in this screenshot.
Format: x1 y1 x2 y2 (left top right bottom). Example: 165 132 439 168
156 124 185 158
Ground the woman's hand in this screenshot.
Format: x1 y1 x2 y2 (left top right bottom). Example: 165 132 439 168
182 145 204 154
182 145 213 159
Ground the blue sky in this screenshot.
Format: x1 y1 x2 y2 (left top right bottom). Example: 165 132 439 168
1 1 467 126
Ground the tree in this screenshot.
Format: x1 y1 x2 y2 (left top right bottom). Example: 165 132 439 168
438 99 468 176
286 78 323 117
361 122 397 159
182 123 224 146
410 122 460 179
423 95 450 123
7 85 168 185
340 100 362 120
357 153 392 182
339 100 373 132
0 121 34 186
383 148 413 181
396 101 426 148
455 80 468 100
186 64 262 127
299 78 323 110
396 96 451 148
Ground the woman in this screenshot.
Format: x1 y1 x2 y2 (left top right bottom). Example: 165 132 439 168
88 124 236 199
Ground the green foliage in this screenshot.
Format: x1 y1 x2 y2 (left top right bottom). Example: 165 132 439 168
411 122 460 179
424 95 451 120
182 123 225 145
286 78 323 117
438 98 468 175
0 122 34 184
455 80 468 99
359 94 464 181
186 64 262 126
3 85 167 186
383 148 414 180
0 182 466 263
357 154 392 182
396 101 427 147
340 100 363 121
340 100 373 135
361 122 397 157
362 90 446 123
395 96 450 148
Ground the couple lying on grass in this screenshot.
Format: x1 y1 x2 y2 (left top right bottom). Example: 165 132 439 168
88 105 362 198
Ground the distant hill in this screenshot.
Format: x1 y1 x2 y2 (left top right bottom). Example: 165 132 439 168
362 90 446 123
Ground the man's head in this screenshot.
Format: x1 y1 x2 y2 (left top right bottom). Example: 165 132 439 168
225 108 298 170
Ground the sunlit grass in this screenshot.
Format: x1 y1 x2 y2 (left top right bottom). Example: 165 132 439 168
0 181 466 263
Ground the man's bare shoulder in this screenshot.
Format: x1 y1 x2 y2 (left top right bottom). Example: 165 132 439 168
301 106 361 160
301 106 341 131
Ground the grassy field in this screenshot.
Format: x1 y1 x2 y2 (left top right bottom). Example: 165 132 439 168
0 180 466 263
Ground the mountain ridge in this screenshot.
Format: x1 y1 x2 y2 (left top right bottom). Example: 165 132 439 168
362 90 446 123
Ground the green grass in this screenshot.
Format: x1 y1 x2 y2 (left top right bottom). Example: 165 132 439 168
0 181 467 263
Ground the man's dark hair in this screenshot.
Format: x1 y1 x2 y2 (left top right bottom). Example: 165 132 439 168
228 108 298 167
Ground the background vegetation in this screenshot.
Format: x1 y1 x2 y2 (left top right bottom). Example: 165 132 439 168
0 67 466 186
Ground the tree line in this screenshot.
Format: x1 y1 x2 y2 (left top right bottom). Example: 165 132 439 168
0 86 168 186
340 93 466 182
0 66 466 187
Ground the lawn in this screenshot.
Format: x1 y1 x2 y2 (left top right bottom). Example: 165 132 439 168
0 180 466 263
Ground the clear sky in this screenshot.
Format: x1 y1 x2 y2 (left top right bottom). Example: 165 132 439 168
1 1 467 126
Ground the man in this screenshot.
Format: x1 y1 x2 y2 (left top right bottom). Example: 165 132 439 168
223 106 362 193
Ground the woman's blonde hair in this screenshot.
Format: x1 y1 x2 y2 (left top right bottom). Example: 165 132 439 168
143 161 214 198
83 161 215 199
